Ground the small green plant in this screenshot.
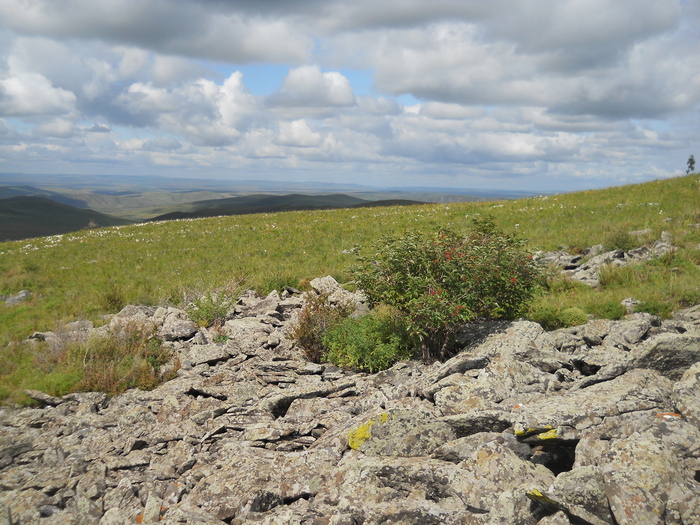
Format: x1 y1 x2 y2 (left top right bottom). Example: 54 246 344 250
76 323 171 393
636 299 674 318
559 307 589 327
0 321 173 405
352 217 542 362
527 303 564 331
289 292 356 363
598 264 640 287
322 305 417 372
544 273 586 294
527 304 588 330
100 279 126 311
186 292 232 328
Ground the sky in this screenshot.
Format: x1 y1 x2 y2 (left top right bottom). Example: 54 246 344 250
0 0 698 192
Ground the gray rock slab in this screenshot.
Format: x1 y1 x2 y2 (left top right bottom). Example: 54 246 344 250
187 343 234 366
674 362 700 430
631 333 700 380
513 368 674 442
549 466 613 524
602 436 686 525
346 408 456 457
439 408 513 437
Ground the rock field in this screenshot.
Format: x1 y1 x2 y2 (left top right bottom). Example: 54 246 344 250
1 270 699 524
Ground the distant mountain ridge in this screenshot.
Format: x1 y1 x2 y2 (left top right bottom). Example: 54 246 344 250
0 173 544 199
0 185 90 209
0 193 426 241
147 194 426 221
0 196 133 241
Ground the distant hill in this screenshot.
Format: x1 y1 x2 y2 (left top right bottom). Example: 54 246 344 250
147 194 426 221
0 196 133 241
0 185 89 208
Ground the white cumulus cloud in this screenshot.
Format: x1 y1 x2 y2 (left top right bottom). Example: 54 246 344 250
267 65 355 111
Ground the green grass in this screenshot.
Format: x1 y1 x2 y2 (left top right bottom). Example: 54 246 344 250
2 174 700 403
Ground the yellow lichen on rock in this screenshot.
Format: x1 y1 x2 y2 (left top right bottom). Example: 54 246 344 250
526 489 565 511
348 413 389 450
514 425 553 438
535 428 558 440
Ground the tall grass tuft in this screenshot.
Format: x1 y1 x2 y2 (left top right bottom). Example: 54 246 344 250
0 322 174 405
76 322 173 393
604 229 637 252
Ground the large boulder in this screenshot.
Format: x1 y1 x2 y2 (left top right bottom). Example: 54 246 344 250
630 333 700 380
346 408 456 457
601 436 689 525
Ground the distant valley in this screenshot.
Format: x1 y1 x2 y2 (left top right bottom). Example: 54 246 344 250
0 189 425 241
0 174 542 241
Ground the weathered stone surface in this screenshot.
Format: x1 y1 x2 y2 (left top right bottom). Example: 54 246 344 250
346 408 456 457
537 511 571 525
439 408 513 436
549 466 614 524
4 289 31 305
3 280 700 525
631 333 700 380
240 290 282 317
601 436 687 525
455 439 555 511
432 431 530 465
322 456 475 524
539 239 677 287
513 368 674 442
98 508 131 525
487 490 538 525
187 343 235 366
673 362 700 430
158 308 198 341
525 488 610 525
187 446 339 521
23 389 65 406
309 275 343 295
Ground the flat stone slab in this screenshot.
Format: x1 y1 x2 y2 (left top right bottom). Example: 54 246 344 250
347 408 456 457
513 368 674 442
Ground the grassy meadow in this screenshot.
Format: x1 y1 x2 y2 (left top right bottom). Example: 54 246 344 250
2 174 700 403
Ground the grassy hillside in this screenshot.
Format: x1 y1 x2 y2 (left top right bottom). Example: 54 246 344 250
1 174 700 402
0 196 134 241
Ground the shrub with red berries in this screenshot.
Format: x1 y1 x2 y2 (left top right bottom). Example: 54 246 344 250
352 217 542 362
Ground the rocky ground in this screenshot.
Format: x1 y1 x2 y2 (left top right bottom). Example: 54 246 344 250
1 266 700 524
